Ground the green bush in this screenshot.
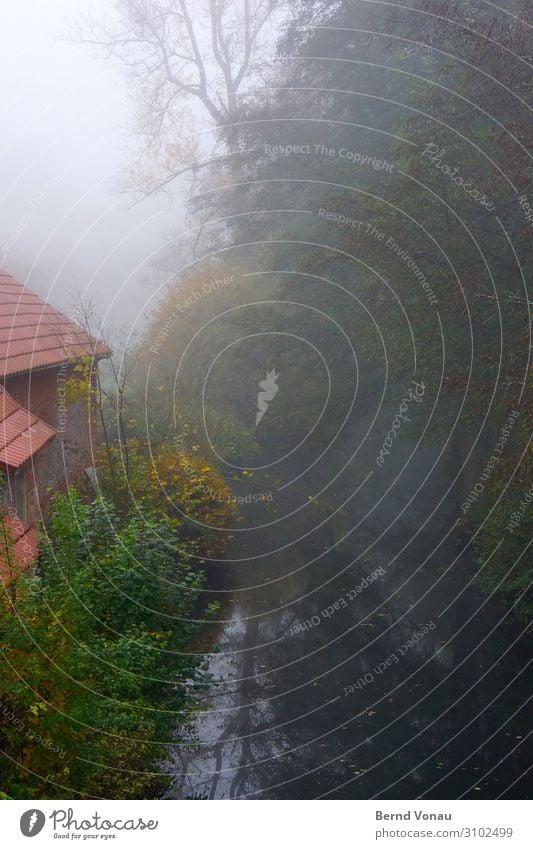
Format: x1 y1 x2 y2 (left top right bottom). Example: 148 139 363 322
0 490 213 799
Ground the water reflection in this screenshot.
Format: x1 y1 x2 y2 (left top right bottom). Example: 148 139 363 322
165 429 531 799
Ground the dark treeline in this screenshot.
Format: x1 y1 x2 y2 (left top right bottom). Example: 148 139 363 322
144 0 532 618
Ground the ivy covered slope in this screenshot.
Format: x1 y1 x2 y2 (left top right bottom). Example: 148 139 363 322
0 490 220 800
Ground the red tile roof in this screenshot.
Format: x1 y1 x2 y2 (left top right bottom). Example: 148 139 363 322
0 517 37 585
0 271 111 378
0 386 56 469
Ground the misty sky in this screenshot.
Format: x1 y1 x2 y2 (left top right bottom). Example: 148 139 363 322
0 0 184 332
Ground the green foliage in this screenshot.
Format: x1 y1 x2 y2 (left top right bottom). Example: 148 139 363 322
0 490 211 799
96 438 240 559
203 404 260 464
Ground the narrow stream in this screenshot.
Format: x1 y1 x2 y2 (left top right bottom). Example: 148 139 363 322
165 425 531 799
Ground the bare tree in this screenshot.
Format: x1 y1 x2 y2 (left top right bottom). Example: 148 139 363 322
72 0 282 196
69 295 141 499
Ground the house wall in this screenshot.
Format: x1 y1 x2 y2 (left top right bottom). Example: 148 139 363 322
4 366 97 524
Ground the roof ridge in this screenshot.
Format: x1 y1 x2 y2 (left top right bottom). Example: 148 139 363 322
0 271 111 376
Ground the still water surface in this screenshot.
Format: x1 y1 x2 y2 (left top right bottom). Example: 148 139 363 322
166 434 531 799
